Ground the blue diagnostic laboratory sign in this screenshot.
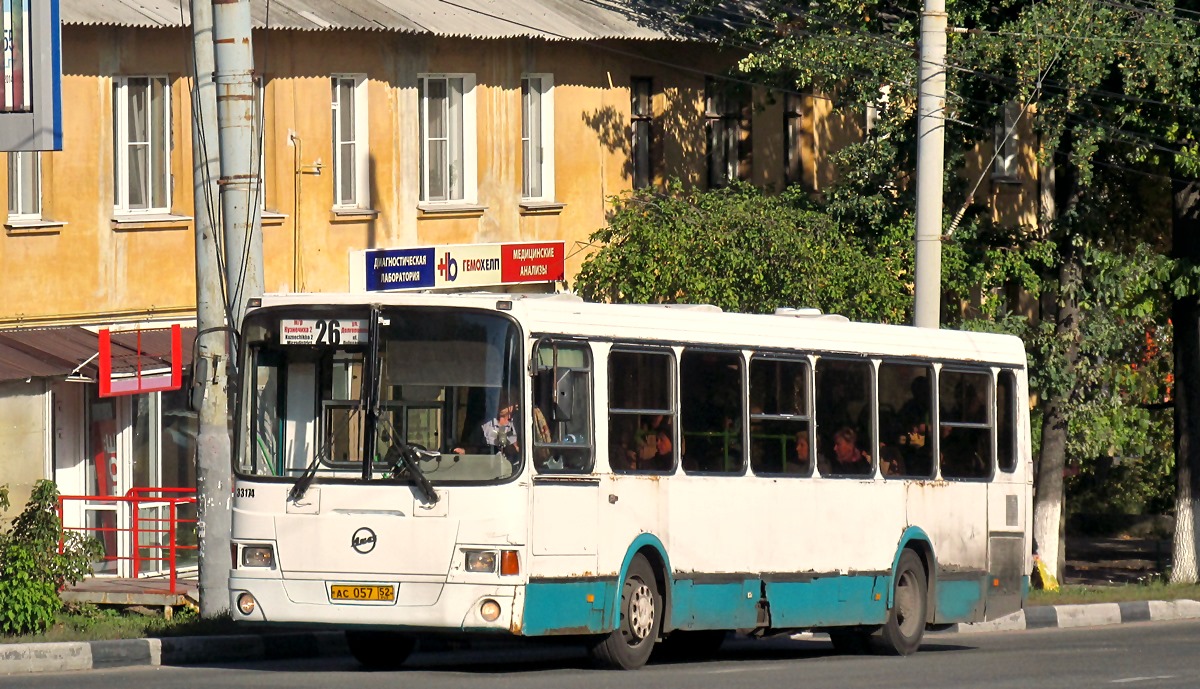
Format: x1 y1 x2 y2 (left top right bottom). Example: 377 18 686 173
364 248 436 291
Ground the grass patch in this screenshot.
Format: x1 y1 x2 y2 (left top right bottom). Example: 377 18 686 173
1030 581 1200 606
0 603 242 645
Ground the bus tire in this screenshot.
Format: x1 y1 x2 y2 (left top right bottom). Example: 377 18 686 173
590 554 662 670
345 630 416 670
877 549 927 656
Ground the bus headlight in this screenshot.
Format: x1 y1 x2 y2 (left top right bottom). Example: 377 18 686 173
241 545 275 569
464 550 498 573
480 599 502 622
236 592 257 616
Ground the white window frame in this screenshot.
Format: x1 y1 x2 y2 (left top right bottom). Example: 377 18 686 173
993 101 1021 181
331 74 369 209
8 150 41 220
418 73 478 205
521 73 554 201
112 75 172 214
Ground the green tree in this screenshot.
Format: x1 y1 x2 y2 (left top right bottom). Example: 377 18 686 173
661 0 1196 579
574 181 911 321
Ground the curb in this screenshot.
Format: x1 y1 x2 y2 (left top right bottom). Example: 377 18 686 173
0 631 348 676
947 598 1200 634
5 600 1200 675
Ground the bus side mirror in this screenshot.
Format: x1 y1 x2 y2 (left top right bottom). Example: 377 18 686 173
553 370 573 422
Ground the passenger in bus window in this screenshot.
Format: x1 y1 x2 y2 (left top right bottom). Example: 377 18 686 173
898 375 932 445
635 414 666 463
879 444 904 476
453 397 519 459
789 431 811 473
648 425 674 470
830 427 871 475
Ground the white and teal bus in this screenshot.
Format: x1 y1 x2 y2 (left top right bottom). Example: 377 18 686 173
228 291 1032 670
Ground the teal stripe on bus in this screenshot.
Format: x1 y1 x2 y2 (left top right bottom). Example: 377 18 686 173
934 578 987 622
670 579 760 629
764 575 889 628
523 579 615 635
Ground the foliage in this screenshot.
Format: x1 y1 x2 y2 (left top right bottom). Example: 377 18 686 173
0 480 102 636
663 0 1195 527
574 181 911 322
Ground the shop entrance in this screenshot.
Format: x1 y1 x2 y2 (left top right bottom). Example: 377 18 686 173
58 387 197 579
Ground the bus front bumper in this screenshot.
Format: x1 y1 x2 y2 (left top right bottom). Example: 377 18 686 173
229 576 521 633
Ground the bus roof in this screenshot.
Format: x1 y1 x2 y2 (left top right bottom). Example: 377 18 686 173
252 291 1027 367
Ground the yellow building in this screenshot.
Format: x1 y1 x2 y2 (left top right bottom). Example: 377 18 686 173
0 1 1037 575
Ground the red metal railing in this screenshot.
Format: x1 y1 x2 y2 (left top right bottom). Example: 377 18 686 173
57 487 198 594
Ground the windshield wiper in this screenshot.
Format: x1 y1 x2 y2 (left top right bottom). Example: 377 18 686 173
386 441 440 505
287 441 331 503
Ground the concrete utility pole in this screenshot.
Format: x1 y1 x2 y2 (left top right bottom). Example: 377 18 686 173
190 0 231 620
213 0 264 330
913 0 948 329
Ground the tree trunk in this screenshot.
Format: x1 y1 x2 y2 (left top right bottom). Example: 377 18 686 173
1033 251 1082 582
1171 175 1200 584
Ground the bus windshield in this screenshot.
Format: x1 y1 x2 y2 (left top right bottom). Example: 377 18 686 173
237 307 523 486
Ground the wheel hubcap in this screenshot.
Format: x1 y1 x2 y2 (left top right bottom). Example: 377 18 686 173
626 579 655 642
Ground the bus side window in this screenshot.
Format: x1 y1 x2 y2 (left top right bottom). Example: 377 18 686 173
532 342 594 473
939 370 993 480
878 362 935 479
997 370 1018 473
680 349 744 475
815 358 875 477
749 356 812 476
608 349 675 474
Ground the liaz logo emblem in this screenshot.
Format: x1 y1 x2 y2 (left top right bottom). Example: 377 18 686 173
351 527 377 554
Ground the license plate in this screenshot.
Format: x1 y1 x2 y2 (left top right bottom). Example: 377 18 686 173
330 584 396 602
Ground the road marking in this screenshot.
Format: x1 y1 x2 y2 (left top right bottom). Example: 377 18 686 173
1112 676 1177 684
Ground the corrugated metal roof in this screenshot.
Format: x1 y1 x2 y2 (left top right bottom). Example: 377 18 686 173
60 0 732 41
0 327 195 384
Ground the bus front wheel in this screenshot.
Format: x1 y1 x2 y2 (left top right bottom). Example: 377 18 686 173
590 554 662 670
346 630 416 670
877 549 927 656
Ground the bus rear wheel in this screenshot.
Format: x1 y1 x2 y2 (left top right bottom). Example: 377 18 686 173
877 549 927 656
590 554 662 670
346 630 416 670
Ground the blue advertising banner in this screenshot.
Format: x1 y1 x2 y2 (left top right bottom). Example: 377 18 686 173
363 247 436 291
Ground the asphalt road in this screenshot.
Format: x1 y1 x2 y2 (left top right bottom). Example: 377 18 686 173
5 621 1197 689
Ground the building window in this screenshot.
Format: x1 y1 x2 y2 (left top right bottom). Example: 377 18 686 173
631 77 653 189
419 73 477 204
521 74 554 201
331 74 368 208
784 91 806 187
705 77 748 188
112 76 170 213
993 101 1021 181
8 151 41 220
